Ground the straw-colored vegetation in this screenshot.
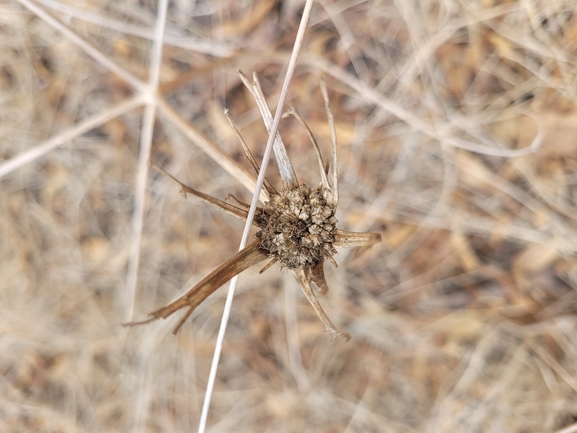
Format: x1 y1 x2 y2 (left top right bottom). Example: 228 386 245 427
2 0 577 431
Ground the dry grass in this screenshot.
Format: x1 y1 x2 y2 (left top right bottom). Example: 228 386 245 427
2 0 577 431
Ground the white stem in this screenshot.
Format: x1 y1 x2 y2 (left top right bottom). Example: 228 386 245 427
126 3 169 431
198 1 315 431
124 0 169 324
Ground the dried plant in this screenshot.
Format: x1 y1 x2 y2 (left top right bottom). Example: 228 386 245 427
126 72 381 340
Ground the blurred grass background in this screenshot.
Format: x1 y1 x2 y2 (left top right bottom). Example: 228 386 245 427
2 0 577 431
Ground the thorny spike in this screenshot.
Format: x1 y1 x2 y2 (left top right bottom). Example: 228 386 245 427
284 105 330 191
173 306 195 335
327 255 338 268
238 71 298 190
223 109 276 196
150 163 251 223
293 268 350 341
320 77 338 207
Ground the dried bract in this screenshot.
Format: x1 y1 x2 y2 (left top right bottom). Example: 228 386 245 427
125 72 381 340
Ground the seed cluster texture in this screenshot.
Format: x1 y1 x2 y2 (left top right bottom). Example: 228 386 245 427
257 184 337 269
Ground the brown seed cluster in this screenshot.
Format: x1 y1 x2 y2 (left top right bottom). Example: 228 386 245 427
256 184 338 269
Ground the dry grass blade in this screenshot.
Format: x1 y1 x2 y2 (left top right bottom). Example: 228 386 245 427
125 239 268 334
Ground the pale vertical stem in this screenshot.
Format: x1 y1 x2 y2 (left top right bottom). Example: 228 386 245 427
124 0 168 325
124 103 155 324
0 95 145 179
127 2 169 433
147 3 168 89
198 1 316 431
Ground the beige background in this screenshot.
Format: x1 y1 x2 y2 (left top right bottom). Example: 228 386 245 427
2 1 577 431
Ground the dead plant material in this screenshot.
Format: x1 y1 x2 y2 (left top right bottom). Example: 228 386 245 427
125 72 381 340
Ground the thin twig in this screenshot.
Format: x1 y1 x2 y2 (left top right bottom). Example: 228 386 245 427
224 109 277 195
198 1 315 431
284 106 330 190
0 95 145 179
157 98 269 203
124 0 169 324
127 2 169 431
153 165 250 221
17 0 146 93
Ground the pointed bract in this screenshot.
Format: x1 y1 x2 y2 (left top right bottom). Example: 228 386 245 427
125 239 268 334
284 106 330 191
320 78 339 207
238 71 298 190
292 268 350 341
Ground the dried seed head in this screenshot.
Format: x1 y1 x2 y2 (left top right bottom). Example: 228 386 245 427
256 184 338 269
125 73 381 340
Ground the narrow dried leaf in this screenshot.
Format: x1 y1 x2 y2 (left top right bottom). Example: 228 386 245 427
259 258 278 274
125 239 268 333
151 164 251 222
